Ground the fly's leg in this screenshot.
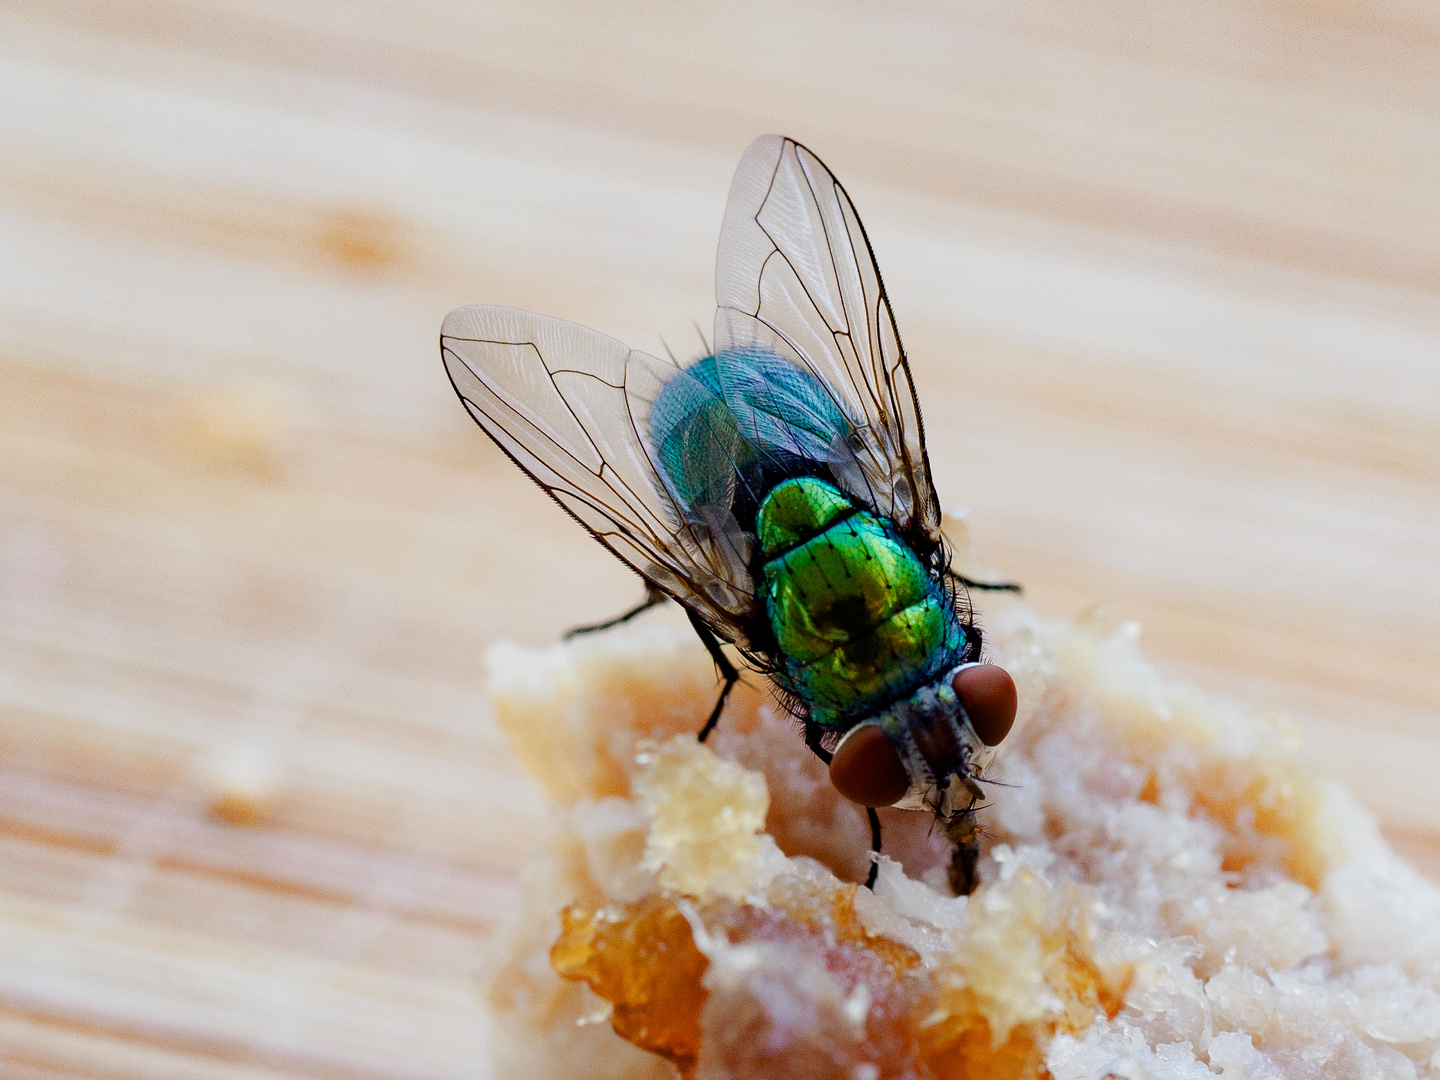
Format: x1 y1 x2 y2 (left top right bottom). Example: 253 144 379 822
803 721 832 764
687 608 739 743
865 808 882 891
565 582 666 638
804 722 883 891
948 570 1023 594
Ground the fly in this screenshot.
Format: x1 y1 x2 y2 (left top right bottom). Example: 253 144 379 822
442 135 1020 895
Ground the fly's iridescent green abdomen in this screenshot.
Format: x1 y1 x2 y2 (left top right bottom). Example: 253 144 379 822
651 347 966 729
757 478 965 728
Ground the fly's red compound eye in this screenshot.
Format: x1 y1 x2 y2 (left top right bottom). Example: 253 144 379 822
829 724 910 807
952 664 1017 747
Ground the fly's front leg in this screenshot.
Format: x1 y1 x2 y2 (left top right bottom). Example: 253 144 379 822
948 570 1023 594
565 582 666 638
865 807 882 891
804 720 832 764
805 721 883 891
686 608 739 743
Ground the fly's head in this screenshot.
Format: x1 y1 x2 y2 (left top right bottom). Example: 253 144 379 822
827 662 1017 894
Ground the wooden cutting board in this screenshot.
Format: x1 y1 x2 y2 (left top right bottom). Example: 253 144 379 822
2 1 1437 1076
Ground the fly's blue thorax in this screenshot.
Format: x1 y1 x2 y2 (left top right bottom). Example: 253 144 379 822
648 348 852 518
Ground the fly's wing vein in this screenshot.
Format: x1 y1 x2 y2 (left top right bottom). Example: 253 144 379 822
715 134 941 546
441 305 757 641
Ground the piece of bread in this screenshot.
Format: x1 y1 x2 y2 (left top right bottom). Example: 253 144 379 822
479 590 1440 1079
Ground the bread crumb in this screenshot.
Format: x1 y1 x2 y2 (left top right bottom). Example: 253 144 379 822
200 745 280 827
480 603 1440 1079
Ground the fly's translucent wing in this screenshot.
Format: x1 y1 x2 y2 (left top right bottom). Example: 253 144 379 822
715 135 942 549
441 305 758 643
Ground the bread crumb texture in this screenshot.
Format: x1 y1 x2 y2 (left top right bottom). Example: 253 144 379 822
481 602 1440 1079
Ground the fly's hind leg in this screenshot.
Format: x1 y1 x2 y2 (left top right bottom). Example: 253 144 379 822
948 570 1023 594
565 582 666 638
686 608 739 743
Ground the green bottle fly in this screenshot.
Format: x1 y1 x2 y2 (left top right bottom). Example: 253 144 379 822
442 134 1017 896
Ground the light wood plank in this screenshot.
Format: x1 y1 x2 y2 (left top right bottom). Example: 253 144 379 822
1 1 1437 1075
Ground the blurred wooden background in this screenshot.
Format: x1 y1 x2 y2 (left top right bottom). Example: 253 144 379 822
2 1 1438 1076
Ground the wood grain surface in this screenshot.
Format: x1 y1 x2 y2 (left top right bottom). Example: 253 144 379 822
2 1 1438 1076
